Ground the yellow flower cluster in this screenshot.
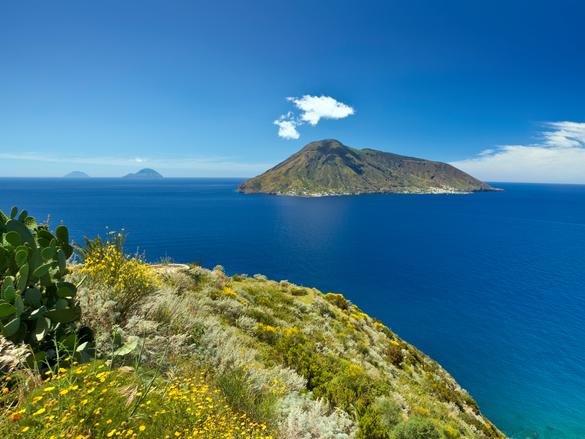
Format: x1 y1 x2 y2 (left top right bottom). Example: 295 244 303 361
269 378 287 396
255 323 278 334
255 324 301 346
160 375 270 437
280 327 300 338
222 287 238 298
351 311 369 320
80 241 160 307
2 363 272 438
255 323 279 344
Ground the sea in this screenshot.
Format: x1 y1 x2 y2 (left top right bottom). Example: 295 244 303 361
1 178 584 438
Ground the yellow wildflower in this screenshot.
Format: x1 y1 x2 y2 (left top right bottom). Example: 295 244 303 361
33 407 46 416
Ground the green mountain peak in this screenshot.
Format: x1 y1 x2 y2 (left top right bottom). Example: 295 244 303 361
240 139 496 196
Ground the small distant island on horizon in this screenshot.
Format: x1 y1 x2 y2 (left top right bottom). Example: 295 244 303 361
61 169 164 179
63 171 90 179
123 168 164 179
239 139 497 196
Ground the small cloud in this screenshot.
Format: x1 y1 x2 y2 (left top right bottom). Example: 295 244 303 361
451 121 585 183
274 112 300 140
288 95 355 126
274 95 355 139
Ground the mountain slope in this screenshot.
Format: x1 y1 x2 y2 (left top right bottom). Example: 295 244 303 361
239 139 495 196
123 168 163 179
63 171 90 178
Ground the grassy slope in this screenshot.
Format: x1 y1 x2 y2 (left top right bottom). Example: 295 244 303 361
0 263 504 438
213 269 502 438
114 264 502 438
1 361 271 438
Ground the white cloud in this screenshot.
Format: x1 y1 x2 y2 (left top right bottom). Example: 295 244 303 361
541 121 585 148
274 95 355 139
288 95 355 126
273 112 300 140
451 122 585 183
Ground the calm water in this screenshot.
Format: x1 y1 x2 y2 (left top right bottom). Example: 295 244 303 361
1 178 584 438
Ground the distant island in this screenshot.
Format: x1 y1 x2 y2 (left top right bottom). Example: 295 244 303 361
63 171 90 178
239 139 496 196
123 168 163 179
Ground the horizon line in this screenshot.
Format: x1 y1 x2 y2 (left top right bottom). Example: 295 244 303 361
2 176 585 186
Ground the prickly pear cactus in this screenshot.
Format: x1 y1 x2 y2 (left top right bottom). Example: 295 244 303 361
0 207 80 353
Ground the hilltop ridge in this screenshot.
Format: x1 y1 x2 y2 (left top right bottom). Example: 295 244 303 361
63 171 90 178
123 168 163 179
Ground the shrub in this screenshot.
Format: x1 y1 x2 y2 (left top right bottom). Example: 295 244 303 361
0 336 29 373
424 373 469 410
256 323 279 344
254 293 272 307
316 301 336 318
387 340 404 367
213 264 225 273
325 362 387 412
235 315 257 334
392 417 441 439
75 285 119 352
324 293 351 310
80 232 159 317
212 297 246 324
276 391 356 438
215 367 277 426
0 207 81 361
247 308 277 326
357 404 390 439
373 396 402 432
274 332 334 394
443 424 460 438
290 287 308 296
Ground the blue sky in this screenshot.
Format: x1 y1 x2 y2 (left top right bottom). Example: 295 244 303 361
1 0 584 181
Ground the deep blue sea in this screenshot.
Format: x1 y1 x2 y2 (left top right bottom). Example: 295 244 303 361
1 178 584 438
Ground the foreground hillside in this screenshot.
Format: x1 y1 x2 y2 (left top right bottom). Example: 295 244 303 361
239 139 494 196
2 263 503 437
0 212 503 438
137 264 502 438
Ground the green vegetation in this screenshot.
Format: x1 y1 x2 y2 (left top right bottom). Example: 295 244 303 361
79 232 160 317
393 417 441 439
0 207 83 363
0 208 504 438
239 139 496 196
1 361 269 438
